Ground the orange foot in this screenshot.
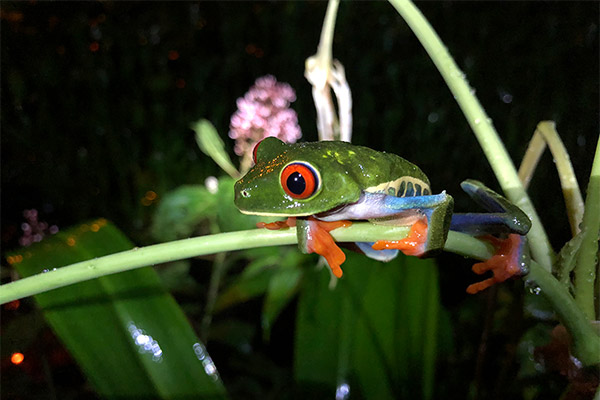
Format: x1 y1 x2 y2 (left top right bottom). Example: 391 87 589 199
303 217 352 278
257 217 351 278
371 219 428 257
466 234 526 294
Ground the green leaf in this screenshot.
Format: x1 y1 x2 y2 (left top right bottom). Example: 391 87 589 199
215 256 280 312
294 252 448 400
192 119 240 179
262 260 303 340
7 220 227 399
151 184 218 241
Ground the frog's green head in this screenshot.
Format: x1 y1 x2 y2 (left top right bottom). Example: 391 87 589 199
234 137 362 216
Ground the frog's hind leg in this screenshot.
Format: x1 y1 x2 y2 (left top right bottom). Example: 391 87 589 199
371 191 454 257
449 179 531 236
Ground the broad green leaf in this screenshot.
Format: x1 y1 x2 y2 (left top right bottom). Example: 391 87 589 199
151 184 218 241
192 119 240 179
262 261 303 340
7 220 227 399
294 252 448 400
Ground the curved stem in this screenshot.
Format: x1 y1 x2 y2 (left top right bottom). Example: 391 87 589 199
518 121 584 236
387 0 554 271
573 135 600 319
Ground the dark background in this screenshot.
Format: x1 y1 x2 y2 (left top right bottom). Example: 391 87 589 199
1 1 598 398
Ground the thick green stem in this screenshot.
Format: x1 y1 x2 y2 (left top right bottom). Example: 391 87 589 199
387 0 554 271
573 135 600 319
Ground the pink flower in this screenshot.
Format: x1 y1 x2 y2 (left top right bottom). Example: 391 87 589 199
19 209 58 247
229 75 301 160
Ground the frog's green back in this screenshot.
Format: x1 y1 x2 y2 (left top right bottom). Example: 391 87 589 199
299 141 431 197
234 138 432 217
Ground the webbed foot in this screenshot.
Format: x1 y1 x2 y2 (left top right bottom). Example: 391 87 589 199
466 234 529 294
371 219 429 256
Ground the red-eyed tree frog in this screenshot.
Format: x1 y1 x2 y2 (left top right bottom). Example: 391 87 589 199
234 137 531 293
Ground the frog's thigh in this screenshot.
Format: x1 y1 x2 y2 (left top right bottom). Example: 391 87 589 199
379 192 454 254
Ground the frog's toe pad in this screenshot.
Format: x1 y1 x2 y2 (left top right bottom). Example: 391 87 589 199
466 234 528 294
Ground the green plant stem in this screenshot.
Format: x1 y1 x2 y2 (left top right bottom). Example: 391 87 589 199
518 121 584 236
1 224 405 304
573 135 600 319
526 260 600 366
387 0 554 272
2 225 494 305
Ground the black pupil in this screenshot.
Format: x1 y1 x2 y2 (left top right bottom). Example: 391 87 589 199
287 172 306 195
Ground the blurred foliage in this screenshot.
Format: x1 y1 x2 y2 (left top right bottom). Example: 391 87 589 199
5 220 227 399
1 1 598 399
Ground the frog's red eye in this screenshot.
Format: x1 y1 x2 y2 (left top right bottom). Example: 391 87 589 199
252 140 264 164
280 162 320 199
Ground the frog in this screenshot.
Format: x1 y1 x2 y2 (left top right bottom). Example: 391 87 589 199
234 137 531 294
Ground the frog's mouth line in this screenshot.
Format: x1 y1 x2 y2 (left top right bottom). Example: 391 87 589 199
236 209 316 218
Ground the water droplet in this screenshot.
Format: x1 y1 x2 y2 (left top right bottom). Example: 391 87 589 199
525 280 541 295
42 268 50 273
132 247 139 251
88 264 96 270
474 118 481 125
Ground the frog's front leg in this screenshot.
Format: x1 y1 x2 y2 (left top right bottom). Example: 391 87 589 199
296 217 352 278
256 217 351 277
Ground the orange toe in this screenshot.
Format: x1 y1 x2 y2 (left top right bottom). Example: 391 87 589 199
304 218 351 278
467 234 526 294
